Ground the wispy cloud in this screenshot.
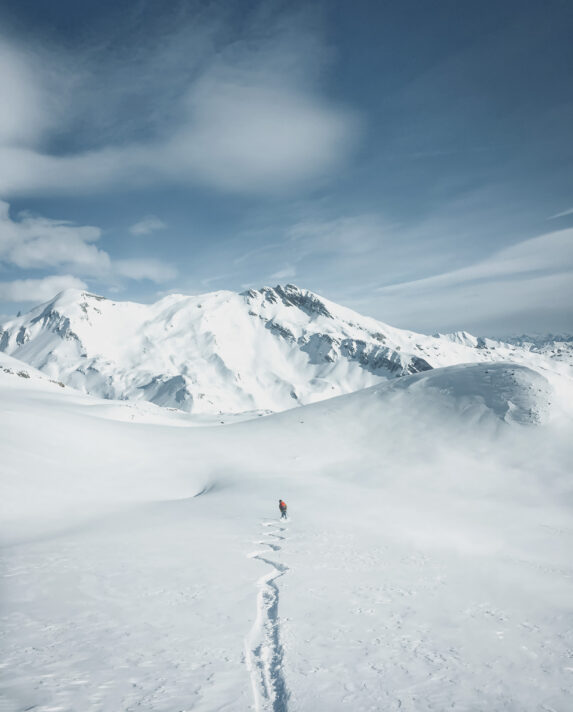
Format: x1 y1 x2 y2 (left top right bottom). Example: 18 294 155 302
377 229 573 294
208 205 572 334
377 271 573 335
373 228 573 333
113 258 176 283
129 216 166 236
287 215 386 257
268 265 297 281
172 68 358 194
0 12 360 197
0 40 65 147
548 207 573 220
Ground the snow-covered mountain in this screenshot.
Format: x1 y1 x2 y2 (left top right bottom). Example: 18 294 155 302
0 284 571 414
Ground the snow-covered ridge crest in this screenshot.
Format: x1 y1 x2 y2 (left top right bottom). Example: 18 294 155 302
0 284 571 414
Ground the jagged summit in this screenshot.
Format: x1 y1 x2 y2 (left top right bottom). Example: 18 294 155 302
242 284 335 319
35 288 109 312
1 285 571 414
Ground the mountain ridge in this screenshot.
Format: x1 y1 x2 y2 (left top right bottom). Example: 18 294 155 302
1 284 571 414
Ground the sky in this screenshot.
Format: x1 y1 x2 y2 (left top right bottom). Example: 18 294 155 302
0 0 572 336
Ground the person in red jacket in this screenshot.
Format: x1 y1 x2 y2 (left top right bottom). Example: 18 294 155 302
279 499 288 519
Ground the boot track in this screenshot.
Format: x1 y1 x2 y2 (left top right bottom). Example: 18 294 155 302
245 522 290 712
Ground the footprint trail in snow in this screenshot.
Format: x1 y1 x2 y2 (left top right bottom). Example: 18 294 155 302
245 521 290 712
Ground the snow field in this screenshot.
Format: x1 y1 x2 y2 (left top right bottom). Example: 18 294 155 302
1 359 572 710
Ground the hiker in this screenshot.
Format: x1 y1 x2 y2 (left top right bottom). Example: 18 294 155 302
279 499 287 519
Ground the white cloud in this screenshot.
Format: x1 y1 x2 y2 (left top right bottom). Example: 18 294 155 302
0 275 87 303
0 20 360 197
168 72 358 193
0 85 357 196
114 258 177 283
0 201 109 274
129 216 166 236
0 201 176 288
0 42 62 147
0 144 143 196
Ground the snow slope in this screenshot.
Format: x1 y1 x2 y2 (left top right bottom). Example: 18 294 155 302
1 358 572 711
0 352 259 428
2 285 570 415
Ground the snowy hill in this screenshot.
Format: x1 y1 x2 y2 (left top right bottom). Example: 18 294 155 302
0 351 68 389
1 356 572 711
1 284 571 414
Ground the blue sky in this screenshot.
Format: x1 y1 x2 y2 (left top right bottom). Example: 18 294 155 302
0 0 572 335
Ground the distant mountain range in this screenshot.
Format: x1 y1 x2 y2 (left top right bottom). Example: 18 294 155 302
1 284 571 414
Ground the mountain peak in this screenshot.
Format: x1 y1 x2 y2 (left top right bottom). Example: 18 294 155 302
54 288 105 303
34 289 109 317
241 284 333 319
